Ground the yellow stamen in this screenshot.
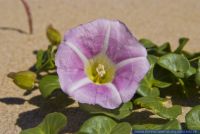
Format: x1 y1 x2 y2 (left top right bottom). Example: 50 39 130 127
85 54 116 84
96 64 106 77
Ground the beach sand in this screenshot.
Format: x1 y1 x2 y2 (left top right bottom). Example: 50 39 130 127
0 0 200 133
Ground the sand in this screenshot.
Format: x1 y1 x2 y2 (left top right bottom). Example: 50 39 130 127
0 0 200 133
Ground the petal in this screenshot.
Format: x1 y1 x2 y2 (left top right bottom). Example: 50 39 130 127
55 43 86 93
113 57 150 102
64 19 111 58
71 83 122 109
64 19 147 63
55 43 84 70
56 68 86 94
106 21 147 63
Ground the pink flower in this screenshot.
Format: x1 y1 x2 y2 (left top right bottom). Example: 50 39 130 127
55 19 150 109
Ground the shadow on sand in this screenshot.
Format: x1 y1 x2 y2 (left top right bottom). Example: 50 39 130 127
16 106 90 133
5 93 90 133
0 26 27 34
0 91 90 133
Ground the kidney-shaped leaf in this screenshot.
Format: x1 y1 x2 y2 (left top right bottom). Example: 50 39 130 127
79 102 133 120
158 53 190 78
186 105 200 130
78 116 132 134
134 97 182 119
137 75 160 97
39 75 60 98
137 68 171 97
110 122 132 134
20 112 67 134
78 116 117 134
132 119 181 130
185 66 196 78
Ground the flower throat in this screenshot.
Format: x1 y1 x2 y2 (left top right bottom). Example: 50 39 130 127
85 54 116 84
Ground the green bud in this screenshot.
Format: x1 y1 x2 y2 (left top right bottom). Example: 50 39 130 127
7 71 36 90
46 25 61 45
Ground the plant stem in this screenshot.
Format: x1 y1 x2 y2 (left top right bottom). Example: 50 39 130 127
20 0 33 34
178 78 189 98
189 56 200 62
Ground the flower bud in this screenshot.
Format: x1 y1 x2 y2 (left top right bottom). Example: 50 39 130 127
7 71 36 90
46 25 61 45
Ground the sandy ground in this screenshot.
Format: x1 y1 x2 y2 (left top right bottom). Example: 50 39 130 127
0 0 200 133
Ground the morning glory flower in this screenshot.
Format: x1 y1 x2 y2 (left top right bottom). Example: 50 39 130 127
55 19 150 109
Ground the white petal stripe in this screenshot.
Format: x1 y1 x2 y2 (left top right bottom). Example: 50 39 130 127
116 57 146 70
102 24 111 53
65 41 89 65
105 83 122 102
67 77 92 94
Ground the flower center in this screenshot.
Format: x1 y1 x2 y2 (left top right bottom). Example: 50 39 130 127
85 54 116 84
96 64 106 77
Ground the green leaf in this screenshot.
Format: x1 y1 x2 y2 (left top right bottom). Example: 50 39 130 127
39 75 60 98
195 72 200 86
195 60 200 86
132 119 181 130
198 59 200 72
174 37 189 53
139 39 172 56
78 116 117 134
137 75 160 97
156 42 171 55
185 66 196 78
78 116 132 134
35 51 54 71
153 79 172 88
46 25 61 45
139 38 157 49
134 97 182 119
7 71 36 90
110 122 132 134
21 128 43 134
35 50 44 71
79 102 133 120
159 42 171 52
157 53 190 78
35 46 56 72
147 55 158 67
137 68 171 97
185 105 200 130
20 112 67 134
